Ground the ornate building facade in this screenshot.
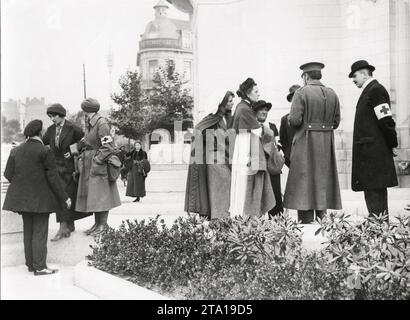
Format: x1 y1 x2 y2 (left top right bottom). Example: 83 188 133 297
137 0 193 90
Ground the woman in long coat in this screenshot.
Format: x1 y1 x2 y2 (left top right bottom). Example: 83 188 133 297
3 120 69 275
126 141 150 202
185 91 235 219
229 78 275 218
76 98 121 236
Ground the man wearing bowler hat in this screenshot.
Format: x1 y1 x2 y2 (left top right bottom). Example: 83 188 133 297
43 103 89 241
283 62 342 224
349 60 398 220
279 84 301 168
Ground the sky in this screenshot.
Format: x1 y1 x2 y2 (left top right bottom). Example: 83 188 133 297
1 0 188 113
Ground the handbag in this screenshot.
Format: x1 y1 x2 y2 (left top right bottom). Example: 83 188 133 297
107 154 122 182
267 144 285 175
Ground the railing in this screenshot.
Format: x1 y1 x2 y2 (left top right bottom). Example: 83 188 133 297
139 38 182 50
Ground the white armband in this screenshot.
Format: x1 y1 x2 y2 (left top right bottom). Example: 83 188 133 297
374 103 392 120
101 135 113 145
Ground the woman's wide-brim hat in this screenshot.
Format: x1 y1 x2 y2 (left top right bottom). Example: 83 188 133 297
253 100 272 112
349 60 375 78
287 84 301 102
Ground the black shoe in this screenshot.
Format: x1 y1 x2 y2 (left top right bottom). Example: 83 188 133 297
28 267 35 272
133 197 140 202
34 268 58 276
68 221 75 232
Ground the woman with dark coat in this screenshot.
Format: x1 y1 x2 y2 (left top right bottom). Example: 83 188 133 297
184 91 235 219
3 120 70 275
126 141 150 202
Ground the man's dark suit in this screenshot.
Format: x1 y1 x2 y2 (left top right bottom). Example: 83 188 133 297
352 79 398 218
43 120 90 223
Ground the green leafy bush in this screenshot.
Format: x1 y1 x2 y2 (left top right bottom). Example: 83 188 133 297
88 212 410 300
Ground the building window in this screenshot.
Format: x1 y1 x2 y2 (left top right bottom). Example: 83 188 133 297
148 60 159 87
183 61 192 82
181 31 192 50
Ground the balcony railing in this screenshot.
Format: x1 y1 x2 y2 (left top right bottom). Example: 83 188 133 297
139 38 182 50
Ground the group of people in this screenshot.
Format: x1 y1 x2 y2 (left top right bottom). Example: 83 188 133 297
3 98 123 275
185 60 398 224
2 59 399 276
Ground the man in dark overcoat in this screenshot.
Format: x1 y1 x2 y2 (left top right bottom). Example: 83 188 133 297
283 62 342 224
279 84 300 168
43 103 90 241
349 60 398 219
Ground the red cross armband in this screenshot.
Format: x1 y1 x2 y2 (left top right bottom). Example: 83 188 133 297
374 103 392 120
101 135 113 145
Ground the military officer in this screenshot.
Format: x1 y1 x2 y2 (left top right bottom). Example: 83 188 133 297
283 62 342 224
349 60 398 220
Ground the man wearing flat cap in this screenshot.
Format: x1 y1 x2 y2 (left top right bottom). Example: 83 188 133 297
283 62 342 224
76 98 121 236
349 60 398 220
43 103 88 241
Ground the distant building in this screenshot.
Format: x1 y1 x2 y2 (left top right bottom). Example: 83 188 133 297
2 97 52 131
137 0 193 90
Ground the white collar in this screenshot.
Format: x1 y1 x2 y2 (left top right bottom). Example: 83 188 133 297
362 78 376 91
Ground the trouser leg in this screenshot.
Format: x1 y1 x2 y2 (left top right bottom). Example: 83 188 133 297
269 174 284 218
22 213 34 270
364 189 388 219
297 210 314 224
315 210 326 220
31 213 50 271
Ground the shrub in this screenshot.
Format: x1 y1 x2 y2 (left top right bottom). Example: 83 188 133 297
88 212 410 300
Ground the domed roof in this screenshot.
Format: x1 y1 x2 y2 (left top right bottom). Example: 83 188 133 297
142 17 179 40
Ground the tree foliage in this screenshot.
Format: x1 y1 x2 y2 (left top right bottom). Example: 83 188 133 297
2 117 23 143
149 60 193 132
110 70 158 140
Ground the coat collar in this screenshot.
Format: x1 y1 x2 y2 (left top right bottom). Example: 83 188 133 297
359 79 379 102
306 80 324 87
27 137 44 145
88 113 101 128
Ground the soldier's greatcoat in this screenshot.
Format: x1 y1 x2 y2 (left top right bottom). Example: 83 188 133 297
283 80 342 211
351 79 398 191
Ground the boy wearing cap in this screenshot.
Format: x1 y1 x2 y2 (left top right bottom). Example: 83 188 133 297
349 60 398 220
283 62 342 224
43 103 88 241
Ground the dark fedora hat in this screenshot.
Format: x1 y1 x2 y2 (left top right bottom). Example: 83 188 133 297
349 60 375 78
287 84 301 102
253 100 272 112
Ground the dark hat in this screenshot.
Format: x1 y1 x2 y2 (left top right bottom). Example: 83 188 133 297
300 62 325 76
348 60 375 78
81 98 100 113
287 84 301 102
47 103 66 117
253 100 272 112
237 77 257 99
23 119 43 137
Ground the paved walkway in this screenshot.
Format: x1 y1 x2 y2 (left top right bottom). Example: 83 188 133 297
1 176 409 300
